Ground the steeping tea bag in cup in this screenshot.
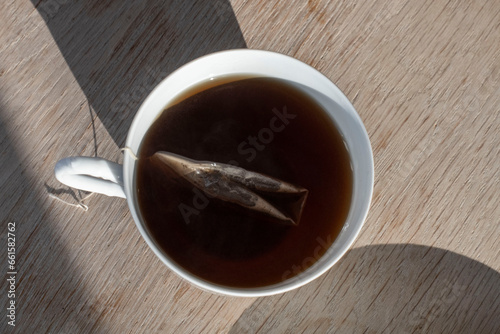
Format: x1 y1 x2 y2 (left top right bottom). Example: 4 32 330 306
151 152 308 226
54 50 373 296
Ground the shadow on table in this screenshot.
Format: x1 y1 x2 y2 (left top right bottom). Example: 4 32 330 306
33 0 247 146
230 244 500 333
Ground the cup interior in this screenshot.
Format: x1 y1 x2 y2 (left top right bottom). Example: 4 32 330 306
123 49 373 297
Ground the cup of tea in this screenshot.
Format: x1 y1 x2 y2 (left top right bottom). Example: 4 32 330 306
55 49 373 297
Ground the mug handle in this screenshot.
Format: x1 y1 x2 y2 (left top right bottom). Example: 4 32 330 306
54 157 126 198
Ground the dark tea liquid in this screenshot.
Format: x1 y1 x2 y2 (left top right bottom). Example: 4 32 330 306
136 77 352 287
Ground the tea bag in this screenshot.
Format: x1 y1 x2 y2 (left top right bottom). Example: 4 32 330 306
151 152 308 226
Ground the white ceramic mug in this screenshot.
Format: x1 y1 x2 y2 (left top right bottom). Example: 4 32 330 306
55 49 374 297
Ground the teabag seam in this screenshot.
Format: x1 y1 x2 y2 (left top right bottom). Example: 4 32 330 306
151 151 309 226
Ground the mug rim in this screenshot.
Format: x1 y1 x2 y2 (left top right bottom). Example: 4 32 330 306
123 49 374 297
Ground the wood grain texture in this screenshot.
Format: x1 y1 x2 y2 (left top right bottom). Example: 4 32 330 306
0 0 498 333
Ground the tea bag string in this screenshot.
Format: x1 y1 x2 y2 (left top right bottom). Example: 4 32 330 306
48 192 94 211
121 147 138 160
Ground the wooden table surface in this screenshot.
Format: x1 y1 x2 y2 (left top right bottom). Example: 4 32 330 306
1 0 499 333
